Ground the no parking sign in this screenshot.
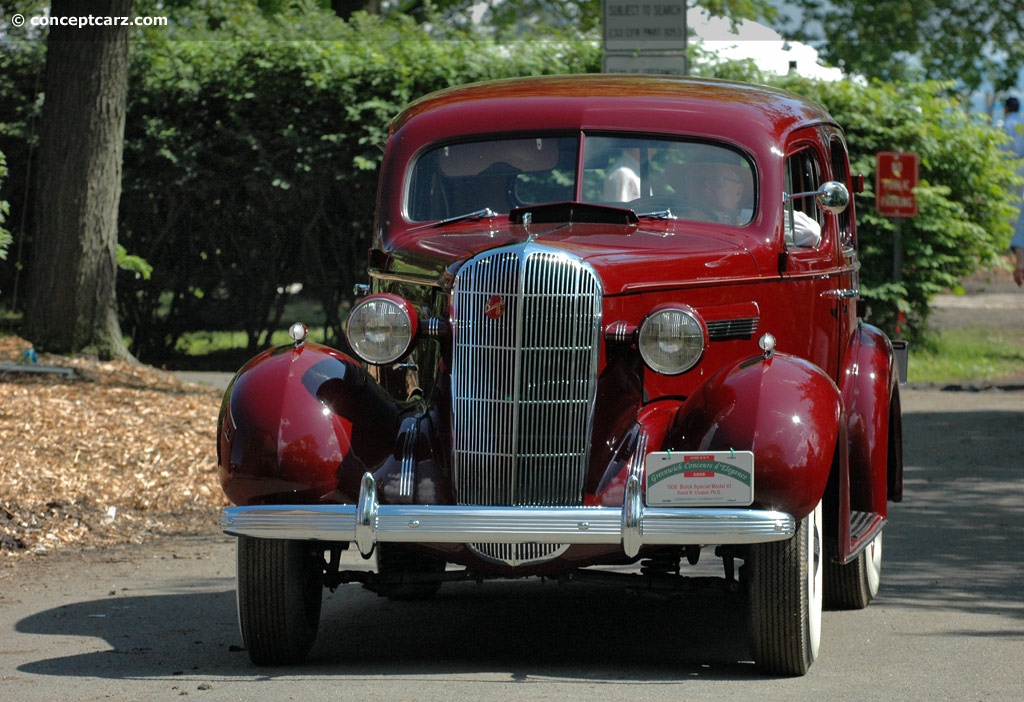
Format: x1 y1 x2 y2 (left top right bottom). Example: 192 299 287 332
876 151 919 218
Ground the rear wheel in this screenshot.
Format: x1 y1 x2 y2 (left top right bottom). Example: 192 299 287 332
747 500 823 676
825 531 882 610
236 537 324 665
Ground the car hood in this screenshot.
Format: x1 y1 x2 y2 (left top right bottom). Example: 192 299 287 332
381 218 764 295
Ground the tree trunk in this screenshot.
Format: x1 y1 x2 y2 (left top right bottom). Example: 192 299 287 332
23 0 133 361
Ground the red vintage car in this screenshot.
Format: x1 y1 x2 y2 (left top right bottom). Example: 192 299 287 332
217 74 904 675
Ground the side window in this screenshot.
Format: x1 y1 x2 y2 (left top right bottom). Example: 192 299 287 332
784 148 824 248
829 137 854 248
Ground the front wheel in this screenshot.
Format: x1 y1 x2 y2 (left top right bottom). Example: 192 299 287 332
747 500 823 676
236 537 324 665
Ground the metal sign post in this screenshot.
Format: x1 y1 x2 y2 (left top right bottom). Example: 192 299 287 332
603 0 688 75
875 151 919 282
875 151 919 337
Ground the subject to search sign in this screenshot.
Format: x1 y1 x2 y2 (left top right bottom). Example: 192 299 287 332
876 151 919 218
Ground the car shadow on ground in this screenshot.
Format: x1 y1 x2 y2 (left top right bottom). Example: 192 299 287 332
14 407 1022 681
14 574 761 681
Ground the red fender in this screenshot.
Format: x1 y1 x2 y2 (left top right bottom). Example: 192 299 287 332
665 352 842 521
217 342 401 506
840 322 902 516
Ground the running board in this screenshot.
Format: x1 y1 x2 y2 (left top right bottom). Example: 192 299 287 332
842 510 886 565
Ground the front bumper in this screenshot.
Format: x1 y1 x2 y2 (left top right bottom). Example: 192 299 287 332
221 472 796 559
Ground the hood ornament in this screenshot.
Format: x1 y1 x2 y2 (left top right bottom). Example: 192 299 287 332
289 322 309 346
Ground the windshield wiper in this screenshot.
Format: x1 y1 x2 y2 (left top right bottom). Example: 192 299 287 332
637 209 677 220
430 207 498 228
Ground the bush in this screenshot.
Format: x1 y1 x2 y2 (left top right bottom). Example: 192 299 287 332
1 7 1015 357
1 8 601 360
771 77 1019 341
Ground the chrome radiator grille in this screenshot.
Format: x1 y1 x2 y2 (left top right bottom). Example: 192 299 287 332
451 243 602 508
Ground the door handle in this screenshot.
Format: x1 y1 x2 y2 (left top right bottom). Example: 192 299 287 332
821 288 859 299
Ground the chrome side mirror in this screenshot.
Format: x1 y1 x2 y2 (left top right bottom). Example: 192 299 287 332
784 181 850 215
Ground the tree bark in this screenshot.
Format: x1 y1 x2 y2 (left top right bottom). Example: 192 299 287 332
23 0 133 361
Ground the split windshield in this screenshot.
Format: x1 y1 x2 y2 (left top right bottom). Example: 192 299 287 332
406 135 755 226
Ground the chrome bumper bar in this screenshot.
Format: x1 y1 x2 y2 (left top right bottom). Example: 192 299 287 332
221 473 795 559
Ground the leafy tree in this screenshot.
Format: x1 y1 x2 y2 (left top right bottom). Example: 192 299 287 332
779 1 1024 93
22 0 134 361
420 0 777 36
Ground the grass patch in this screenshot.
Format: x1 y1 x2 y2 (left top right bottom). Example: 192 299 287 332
909 326 1024 384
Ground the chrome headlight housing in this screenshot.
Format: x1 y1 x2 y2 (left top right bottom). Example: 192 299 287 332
346 294 419 364
637 305 706 375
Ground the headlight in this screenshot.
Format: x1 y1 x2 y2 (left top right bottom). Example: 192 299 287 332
346 294 418 364
637 306 705 375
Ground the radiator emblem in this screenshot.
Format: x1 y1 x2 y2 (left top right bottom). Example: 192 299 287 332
484 294 505 320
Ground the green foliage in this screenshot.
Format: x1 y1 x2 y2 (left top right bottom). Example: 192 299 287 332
0 39 45 291
0 151 11 262
116 244 152 280
772 76 1019 341
780 1 1024 94
379 0 776 37
120 7 598 359
1 0 1015 358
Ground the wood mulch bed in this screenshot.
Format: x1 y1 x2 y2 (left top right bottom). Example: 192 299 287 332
1 335 228 562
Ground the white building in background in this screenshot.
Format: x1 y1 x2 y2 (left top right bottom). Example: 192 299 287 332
689 6 843 81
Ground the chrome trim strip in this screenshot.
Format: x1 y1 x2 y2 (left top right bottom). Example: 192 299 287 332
221 473 795 557
399 420 417 499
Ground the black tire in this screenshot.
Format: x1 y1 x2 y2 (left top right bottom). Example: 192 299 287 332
374 543 446 601
237 537 324 666
825 532 883 610
747 501 823 676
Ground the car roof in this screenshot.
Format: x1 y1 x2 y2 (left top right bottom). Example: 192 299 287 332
390 74 837 150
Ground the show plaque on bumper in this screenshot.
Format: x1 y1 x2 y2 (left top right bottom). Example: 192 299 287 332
221 471 791 559
645 451 755 506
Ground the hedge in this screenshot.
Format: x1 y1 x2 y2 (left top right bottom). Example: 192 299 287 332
1 11 1017 360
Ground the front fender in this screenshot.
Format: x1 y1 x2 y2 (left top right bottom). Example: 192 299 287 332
217 342 401 506
665 352 842 520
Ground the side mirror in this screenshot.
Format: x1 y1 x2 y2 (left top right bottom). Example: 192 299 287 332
784 181 850 215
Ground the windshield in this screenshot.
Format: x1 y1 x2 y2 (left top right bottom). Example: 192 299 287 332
406 134 755 226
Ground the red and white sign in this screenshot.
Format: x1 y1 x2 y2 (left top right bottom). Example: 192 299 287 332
876 151 919 218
